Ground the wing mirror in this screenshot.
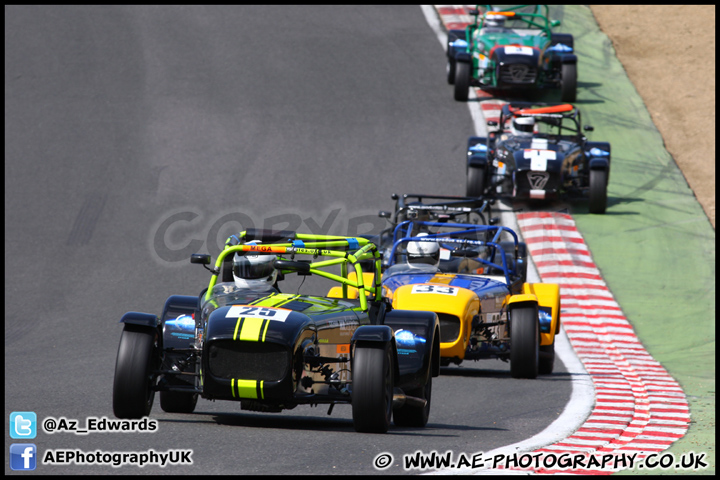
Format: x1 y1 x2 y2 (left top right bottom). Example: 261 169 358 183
191 254 211 265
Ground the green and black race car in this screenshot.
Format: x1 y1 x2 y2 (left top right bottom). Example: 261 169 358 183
447 5 577 102
112 229 440 433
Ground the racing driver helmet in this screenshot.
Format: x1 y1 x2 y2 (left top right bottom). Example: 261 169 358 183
484 13 506 28
510 115 535 136
232 242 278 289
406 233 441 268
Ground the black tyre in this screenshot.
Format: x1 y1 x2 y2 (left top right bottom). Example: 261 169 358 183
588 169 608 214
539 343 555 375
509 306 539 379
113 325 158 418
447 58 457 84
561 63 577 102
454 61 471 101
393 374 431 427
466 166 486 197
352 343 394 433
160 386 198 413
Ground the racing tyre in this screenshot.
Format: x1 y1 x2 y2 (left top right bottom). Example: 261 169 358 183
588 169 608 214
509 305 539 379
352 342 394 433
454 61 471 101
539 343 555 375
561 63 577 102
393 374 431 427
466 166 486 197
447 58 457 85
160 386 198 413
113 325 159 418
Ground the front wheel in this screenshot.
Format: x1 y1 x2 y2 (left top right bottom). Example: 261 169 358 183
561 63 577 102
510 306 539 379
454 61 471 101
588 169 608 214
113 325 159 418
466 166 486 197
352 343 394 433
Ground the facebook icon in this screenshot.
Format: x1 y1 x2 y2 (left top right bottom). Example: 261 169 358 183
10 444 37 471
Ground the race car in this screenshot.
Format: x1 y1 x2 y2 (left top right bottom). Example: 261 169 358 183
112 229 440 433
447 5 577 102
466 102 611 213
380 220 561 378
373 193 497 265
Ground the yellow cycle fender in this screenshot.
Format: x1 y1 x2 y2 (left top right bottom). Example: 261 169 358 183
327 272 377 299
522 283 561 346
392 283 480 361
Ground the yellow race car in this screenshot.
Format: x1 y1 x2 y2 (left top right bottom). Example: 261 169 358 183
380 220 560 378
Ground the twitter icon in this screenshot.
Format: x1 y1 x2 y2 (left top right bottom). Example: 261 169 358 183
10 412 37 439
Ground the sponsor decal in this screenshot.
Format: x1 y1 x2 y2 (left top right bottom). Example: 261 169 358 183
539 306 552 333
527 171 550 190
547 43 573 53
589 147 610 156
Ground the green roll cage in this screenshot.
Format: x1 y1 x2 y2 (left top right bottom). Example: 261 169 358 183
197 232 383 312
469 5 559 37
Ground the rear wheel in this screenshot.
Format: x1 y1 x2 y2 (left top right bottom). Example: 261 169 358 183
466 166 486 197
454 61 471 101
393 374 431 427
447 58 457 84
588 169 608 214
113 325 158 418
539 343 555 375
510 306 539 379
561 63 577 102
352 343 394 433
160 383 198 413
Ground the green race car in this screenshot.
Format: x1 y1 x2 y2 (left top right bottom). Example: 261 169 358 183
447 5 577 102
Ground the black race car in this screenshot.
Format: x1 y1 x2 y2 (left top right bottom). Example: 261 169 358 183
466 103 611 213
112 229 440 433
